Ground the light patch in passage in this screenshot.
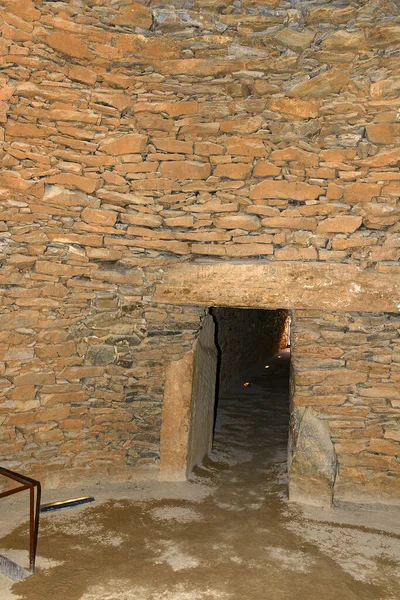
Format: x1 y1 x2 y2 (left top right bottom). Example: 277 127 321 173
284 521 400 584
81 581 227 600
150 506 201 524
264 546 315 573
153 541 200 571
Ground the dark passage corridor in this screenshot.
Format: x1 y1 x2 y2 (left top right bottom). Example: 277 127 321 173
209 307 291 470
210 347 291 479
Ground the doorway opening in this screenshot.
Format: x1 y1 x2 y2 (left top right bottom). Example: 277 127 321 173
209 307 290 474
159 308 291 482
211 307 289 413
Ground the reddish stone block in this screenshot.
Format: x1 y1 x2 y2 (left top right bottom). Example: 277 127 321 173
369 439 399 456
214 215 261 231
46 174 101 194
46 32 93 60
34 430 64 443
251 180 323 201
100 134 148 155
113 3 153 28
153 138 193 154
6 0 41 21
6 121 55 138
253 161 281 177
68 65 97 85
270 148 318 167
160 161 211 181
214 163 252 180
158 58 245 76
274 246 318 260
116 35 180 60
82 208 117 227
317 216 362 234
225 136 266 157
269 97 321 119
13 372 55 387
288 69 350 98
366 123 400 145
39 406 70 422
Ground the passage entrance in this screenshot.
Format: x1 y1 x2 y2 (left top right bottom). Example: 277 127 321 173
159 308 289 480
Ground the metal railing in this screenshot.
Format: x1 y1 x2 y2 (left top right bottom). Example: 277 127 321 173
0 467 41 575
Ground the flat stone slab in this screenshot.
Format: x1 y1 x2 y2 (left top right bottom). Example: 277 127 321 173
154 261 400 312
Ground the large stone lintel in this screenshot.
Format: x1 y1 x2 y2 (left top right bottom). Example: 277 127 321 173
154 261 400 312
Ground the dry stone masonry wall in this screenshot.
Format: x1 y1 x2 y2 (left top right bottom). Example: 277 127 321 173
1 291 206 485
1 0 399 265
291 311 400 505
0 0 399 500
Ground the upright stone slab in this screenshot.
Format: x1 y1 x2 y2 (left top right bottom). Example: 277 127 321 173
187 314 218 473
160 314 218 480
289 407 337 507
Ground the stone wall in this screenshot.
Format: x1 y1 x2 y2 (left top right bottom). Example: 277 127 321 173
1 0 399 268
0 0 399 500
1 296 206 486
290 311 400 506
212 308 288 393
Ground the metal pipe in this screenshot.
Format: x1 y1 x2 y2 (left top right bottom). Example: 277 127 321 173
32 481 41 573
29 486 34 573
0 484 31 499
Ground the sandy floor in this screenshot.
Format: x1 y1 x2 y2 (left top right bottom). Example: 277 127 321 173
1 350 399 600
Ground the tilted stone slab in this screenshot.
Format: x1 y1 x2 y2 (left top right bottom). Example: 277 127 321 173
289 407 337 508
250 180 323 201
154 262 400 312
287 69 350 98
158 58 246 76
46 32 94 60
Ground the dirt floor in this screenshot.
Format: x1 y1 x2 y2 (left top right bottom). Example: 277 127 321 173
1 349 399 600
